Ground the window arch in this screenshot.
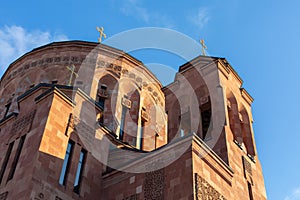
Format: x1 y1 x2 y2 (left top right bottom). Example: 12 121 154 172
240 106 256 156
139 90 159 151
226 91 243 144
176 95 191 139
122 88 140 146
164 89 180 142
116 77 141 147
193 85 211 141
97 74 119 130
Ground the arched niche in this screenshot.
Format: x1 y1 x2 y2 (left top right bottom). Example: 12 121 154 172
194 85 211 140
115 77 141 146
139 89 158 151
124 88 140 147
163 88 180 142
239 105 256 156
226 90 243 144
96 74 119 130
177 95 192 138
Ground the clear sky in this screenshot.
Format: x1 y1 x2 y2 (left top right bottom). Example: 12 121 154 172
1 1 300 199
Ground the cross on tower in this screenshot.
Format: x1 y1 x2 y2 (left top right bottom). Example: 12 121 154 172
96 26 107 43
200 39 207 56
66 64 79 86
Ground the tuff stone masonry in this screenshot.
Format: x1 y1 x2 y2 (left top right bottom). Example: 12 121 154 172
0 41 267 199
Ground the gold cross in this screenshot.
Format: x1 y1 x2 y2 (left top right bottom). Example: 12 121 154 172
96 26 107 43
66 64 79 86
200 39 207 56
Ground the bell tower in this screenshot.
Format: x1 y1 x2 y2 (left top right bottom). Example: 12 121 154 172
164 55 267 199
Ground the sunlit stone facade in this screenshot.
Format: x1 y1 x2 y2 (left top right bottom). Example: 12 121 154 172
0 41 266 199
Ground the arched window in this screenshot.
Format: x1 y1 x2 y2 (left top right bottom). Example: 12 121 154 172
140 94 159 151
164 89 180 142
240 107 256 156
121 89 141 146
116 77 141 147
199 97 211 140
179 107 191 137
194 86 211 140
226 92 243 144
97 74 118 129
138 107 147 150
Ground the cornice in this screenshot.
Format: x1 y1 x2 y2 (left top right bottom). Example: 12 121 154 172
240 88 254 105
218 58 243 85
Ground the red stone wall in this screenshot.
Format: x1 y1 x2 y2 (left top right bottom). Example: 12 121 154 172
0 41 266 200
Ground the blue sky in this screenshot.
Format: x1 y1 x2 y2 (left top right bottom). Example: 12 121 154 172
1 0 300 199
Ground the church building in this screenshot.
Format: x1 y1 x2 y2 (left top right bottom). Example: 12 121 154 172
0 41 267 199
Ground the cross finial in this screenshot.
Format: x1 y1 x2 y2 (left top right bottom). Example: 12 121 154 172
66 64 79 86
96 26 107 43
200 39 207 56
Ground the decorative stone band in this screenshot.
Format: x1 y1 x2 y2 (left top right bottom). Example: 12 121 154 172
3 53 164 106
3 56 87 87
144 169 165 200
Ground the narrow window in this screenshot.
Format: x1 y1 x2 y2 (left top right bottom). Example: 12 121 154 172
139 120 145 149
7 135 26 181
119 106 127 141
98 85 107 108
59 141 74 186
98 97 105 108
247 181 254 200
201 109 211 139
0 142 14 184
74 149 87 194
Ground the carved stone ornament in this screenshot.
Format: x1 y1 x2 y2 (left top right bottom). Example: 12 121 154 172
122 97 132 109
141 109 149 122
242 156 253 185
195 173 227 200
144 169 164 200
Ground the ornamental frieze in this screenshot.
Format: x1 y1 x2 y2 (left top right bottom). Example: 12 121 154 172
3 56 164 106
195 173 226 200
